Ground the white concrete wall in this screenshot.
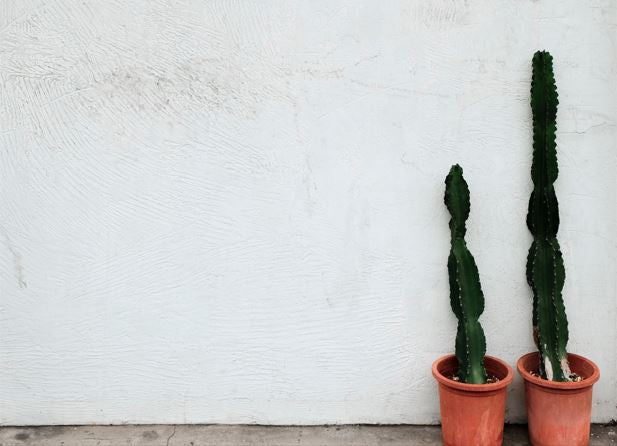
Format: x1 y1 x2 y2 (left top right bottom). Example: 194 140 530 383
1 0 615 426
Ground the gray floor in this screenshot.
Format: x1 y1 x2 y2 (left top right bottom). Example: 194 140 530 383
0 424 616 446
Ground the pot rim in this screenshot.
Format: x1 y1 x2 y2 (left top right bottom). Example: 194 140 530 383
517 352 600 390
432 354 514 392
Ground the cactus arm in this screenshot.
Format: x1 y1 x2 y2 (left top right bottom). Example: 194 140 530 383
445 165 487 384
452 239 487 384
529 240 569 380
527 51 571 381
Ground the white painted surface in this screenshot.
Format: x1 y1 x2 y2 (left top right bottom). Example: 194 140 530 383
0 0 615 426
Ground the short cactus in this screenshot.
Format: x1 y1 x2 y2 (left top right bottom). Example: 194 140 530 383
444 164 487 384
526 50 572 381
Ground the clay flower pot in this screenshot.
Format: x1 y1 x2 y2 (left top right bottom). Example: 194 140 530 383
517 352 600 446
432 355 514 446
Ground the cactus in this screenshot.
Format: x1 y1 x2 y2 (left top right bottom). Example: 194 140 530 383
526 51 572 382
444 164 487 384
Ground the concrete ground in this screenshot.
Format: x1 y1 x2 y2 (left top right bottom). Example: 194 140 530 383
0 425 616 446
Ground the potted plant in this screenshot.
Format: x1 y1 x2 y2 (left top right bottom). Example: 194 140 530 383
517 50 600 446
432 164 513 446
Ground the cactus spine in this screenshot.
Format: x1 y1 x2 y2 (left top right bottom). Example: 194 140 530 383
445 164 487 384
527 51 571 382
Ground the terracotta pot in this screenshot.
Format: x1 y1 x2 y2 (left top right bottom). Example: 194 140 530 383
432 355 514 446
517 352 600 446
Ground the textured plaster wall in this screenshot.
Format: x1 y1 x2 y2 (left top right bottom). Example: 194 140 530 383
1 0 615 425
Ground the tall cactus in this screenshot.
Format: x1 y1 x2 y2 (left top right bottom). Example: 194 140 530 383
526 51 572 382
444 164 487 384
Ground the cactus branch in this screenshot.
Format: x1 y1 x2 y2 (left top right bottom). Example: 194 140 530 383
527 51 571 381
445 164 487 384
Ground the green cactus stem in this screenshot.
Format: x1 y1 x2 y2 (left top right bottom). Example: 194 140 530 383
526 50 572 382
444 164 487 384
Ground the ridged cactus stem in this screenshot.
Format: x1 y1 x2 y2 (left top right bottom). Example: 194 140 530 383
445 164 487 384
526 51 571 382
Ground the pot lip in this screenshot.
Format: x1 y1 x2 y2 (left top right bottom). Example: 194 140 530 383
517 352 600 390
432 354 513 392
